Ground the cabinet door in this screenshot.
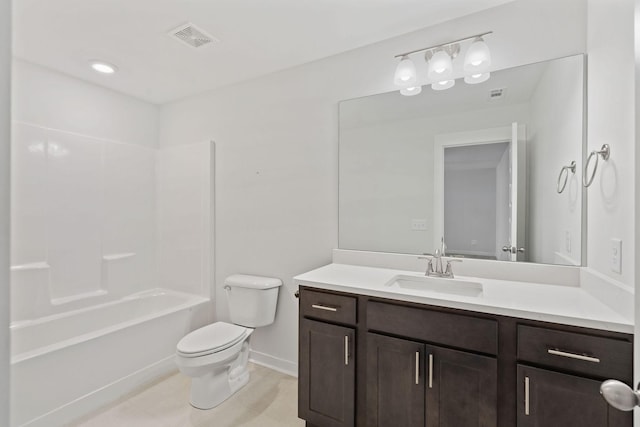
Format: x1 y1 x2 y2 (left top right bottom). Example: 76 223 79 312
426 345 497 427
299 318 355 427
517 365 632 427
366 333 425 427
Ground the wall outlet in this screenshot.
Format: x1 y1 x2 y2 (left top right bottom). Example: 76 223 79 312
411 219 427 231
565 231 571 253
611 238 622 274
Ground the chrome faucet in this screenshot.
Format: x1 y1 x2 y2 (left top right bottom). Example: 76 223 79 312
419 238 462 278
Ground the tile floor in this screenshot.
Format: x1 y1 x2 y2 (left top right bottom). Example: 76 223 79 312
70 364 305 427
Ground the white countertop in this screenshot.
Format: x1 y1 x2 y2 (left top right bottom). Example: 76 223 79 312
294 263 634 334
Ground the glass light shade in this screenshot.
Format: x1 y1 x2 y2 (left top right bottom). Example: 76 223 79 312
400 86 422 96
431 79 455 91
464 37 491 73
464 72 490 84
394 56 417 86
427 50 453 81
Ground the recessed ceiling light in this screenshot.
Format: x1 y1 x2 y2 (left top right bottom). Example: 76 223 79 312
90 61 117 74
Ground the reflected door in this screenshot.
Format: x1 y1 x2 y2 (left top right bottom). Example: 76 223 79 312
436 124 526 262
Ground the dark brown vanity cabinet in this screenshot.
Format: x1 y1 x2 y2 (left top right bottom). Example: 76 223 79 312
366 333 425 427
426 345 497 427
516 325 633 427
298 290 357 427
297 286 633 427
366 333 498 427
517 365 630 427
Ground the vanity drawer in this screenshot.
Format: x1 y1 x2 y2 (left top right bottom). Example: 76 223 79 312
367 301 498 355
300 288 357 326
517 325 632 380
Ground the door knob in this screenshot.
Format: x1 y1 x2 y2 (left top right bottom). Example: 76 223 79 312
502 246 526 254
600 380 640 411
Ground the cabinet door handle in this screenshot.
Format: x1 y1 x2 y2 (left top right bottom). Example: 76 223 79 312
344 336 349 365
548 348 600 363
312 304 338 312
428 354 433 389
415 352 420 385
525 376 530 415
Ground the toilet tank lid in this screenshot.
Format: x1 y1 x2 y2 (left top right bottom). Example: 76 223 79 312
225 274 282 289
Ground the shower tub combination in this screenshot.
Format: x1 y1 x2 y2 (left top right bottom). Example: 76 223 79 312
10 289 209 427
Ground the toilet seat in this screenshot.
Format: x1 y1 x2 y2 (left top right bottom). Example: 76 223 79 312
177 322 249 358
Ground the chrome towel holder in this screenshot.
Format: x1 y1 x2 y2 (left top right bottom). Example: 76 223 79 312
583 144 610 187
556 161 576 194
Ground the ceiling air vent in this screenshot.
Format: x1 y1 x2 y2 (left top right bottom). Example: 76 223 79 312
169 23 219 49
488 88 507 101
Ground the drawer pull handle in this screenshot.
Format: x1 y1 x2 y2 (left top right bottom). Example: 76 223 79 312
428 354 433 389
344 336 349 366
525 376 530 415
311 304 338 312
415 352 420 385
548 349 600 363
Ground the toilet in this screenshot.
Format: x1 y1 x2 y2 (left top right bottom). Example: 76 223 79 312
175 274 282 409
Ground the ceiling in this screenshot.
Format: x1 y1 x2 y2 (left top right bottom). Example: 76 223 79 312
13 0 511 104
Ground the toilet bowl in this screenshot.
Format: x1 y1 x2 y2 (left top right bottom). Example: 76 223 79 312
176 322 253 409
175 274 281 409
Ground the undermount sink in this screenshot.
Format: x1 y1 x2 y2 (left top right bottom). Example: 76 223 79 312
384 274 483 297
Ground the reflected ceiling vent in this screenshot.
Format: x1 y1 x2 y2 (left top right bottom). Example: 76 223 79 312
169 23 219 49
488 87 507 101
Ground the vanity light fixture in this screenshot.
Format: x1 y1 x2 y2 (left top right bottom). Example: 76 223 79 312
393 55 417 87
432 79 455 91
90 60 118 74
464 37 491 73
393 31 492 96
400 86 422 96
427 49 454 81
464 72 490 84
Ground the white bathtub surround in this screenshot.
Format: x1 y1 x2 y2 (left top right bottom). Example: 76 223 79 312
10 122 157 315
10 122 214 322
295 250 634 334
10 61 216 427
10 289 209 427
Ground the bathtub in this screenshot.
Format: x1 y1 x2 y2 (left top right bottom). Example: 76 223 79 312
10 289 210 427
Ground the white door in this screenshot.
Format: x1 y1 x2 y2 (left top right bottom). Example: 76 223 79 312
508 122 527 262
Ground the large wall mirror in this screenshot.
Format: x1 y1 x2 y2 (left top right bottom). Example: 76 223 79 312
339 54 585 266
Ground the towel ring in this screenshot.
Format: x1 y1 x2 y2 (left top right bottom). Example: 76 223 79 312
556 161 576 194
583 144 610 188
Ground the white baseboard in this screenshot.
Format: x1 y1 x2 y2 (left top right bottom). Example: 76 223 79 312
21 356 178 427
250 350 297 378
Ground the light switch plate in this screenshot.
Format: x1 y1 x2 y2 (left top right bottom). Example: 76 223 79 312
611 238 622 274
411 219 427 231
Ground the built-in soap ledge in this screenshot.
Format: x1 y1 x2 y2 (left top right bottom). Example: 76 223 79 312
10 261 50 271
332 249 580 287
102 252 136 261
50 289 108 306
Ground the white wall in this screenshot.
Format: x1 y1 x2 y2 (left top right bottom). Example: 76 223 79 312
445 166 497 256
157 142 213 298
587 0 635 287
0 0 10 422
160 0 587 371
528 56 584 266
12 60 158 148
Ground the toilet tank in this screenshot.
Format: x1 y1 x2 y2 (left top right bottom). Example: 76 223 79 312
225 274 282 328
